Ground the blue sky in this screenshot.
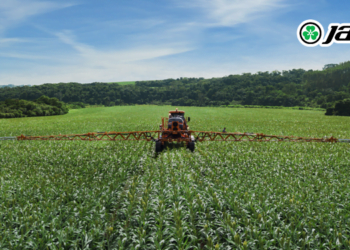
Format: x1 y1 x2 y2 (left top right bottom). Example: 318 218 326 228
0 0 350 86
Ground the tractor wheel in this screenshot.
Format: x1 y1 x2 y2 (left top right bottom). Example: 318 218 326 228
187 141 195 152
155 141 163 153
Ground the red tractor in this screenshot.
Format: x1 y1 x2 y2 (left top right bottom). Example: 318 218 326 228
155 108 195 152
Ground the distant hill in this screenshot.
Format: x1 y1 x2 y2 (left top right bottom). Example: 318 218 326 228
107 81 135 85
0 84 15 88
0 61 349 109
0 84 31 88
304 61 350 91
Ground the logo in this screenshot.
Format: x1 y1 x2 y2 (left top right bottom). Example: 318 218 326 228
297 20 350 47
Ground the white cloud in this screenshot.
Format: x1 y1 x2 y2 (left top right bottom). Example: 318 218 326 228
0 38 27 43
0 0 75 33
0 29 196 85
0 52 49 60
179 0 286 27
54 30 193 65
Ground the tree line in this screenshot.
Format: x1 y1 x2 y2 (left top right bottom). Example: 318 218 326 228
0 95 68 118
1 62 350 111
326 99 350 116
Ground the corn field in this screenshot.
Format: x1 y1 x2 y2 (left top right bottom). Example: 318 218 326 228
1 106 350 249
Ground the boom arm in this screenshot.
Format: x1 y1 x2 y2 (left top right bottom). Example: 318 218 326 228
15 131 161 141
190 131 343 143
0 131 348 143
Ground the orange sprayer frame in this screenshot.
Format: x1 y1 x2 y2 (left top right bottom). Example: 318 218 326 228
9 108 347 144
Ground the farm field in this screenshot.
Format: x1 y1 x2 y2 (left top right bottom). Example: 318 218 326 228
1 106 350 249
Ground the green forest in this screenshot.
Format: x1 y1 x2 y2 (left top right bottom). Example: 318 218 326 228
1 61 350 110
0 95 68 118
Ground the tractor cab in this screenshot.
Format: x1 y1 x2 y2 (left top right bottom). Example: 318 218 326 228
169 111 184 119
166 108 188 130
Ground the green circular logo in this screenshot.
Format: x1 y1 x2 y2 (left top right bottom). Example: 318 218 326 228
297 20 324 47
